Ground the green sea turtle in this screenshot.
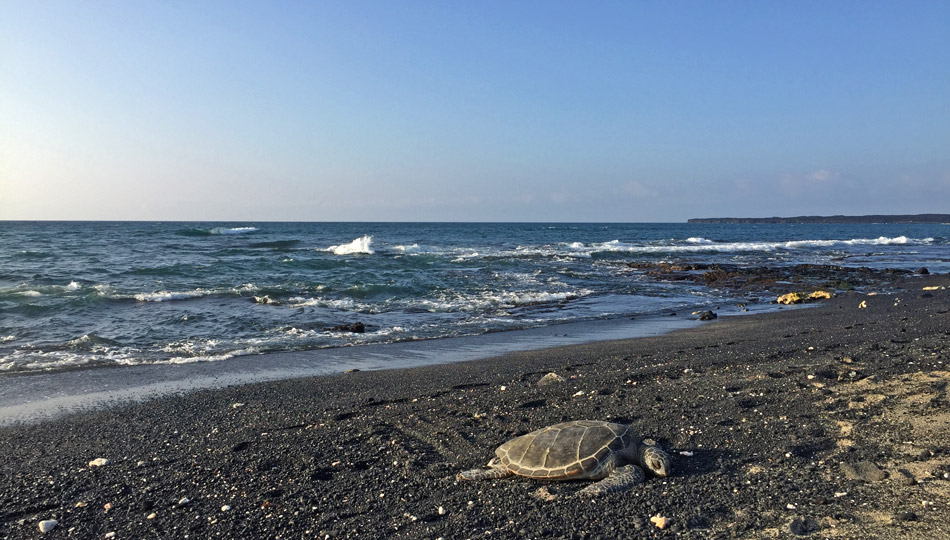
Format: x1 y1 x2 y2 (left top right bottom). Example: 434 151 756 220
457 420 670 496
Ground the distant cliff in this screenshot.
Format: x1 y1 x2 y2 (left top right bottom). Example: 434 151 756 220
688 214 950 224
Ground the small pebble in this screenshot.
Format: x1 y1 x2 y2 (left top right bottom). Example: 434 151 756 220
105 533 116 538
231 402 245 408
437 506 446 516
537 372 565 386
89 458 110 468
221 505 231 512
146 512 156 520
178 497 191 505
38 520 58 533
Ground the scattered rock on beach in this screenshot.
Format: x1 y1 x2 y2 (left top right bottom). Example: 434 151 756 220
778 291 832 304
88 458 110 468
38 520 58 533
894 469 916 486
893 511 918 522
840 461 887 482
788 516 820 535
650 515 668 529
778 293 806 305
537 372 565 386
698 310 717 320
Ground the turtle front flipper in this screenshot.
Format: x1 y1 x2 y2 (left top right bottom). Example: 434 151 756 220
577 464 645 496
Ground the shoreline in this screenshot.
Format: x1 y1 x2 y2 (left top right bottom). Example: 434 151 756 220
3 303 793 426
1 274 948 538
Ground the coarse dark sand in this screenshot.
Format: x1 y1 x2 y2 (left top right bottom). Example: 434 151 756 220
1 275 949 539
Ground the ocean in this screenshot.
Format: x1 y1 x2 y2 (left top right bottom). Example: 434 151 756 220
1 221 946 374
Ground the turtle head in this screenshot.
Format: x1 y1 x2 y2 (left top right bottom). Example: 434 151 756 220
638 442 671 477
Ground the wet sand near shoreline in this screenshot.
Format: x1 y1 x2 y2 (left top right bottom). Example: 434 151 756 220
1 274 949 539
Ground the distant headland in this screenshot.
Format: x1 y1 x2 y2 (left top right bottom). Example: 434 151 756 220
688 214 950 224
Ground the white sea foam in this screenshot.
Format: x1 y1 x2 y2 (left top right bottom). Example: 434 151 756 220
17 290 42 297
66 281 81 290
393 244 421 253
158 348 256 364
93 284 116 295
209 226 258 235
408 287 591 314
686 237 714 244
287 296 373 311
326 235 374 255
134 290 210 302
0 346 138 372
1 335 15 343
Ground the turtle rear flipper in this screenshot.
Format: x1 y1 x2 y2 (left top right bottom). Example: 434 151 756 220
457 467 512 481
577 465 645 496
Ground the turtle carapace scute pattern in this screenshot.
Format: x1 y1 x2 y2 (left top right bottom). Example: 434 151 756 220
457 420 671 496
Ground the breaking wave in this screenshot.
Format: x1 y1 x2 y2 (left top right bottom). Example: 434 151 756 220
325 235 374 255
133 290 211 302
579 236 934 255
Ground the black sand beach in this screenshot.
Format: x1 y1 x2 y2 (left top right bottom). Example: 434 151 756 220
2 274 949 539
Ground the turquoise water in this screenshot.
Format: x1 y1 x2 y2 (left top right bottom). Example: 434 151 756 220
1 221 945 372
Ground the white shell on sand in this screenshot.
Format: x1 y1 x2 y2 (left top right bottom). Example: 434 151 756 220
38 520 58 533
89 458 110 467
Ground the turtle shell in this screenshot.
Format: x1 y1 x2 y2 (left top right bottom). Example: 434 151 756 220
495 420 635 479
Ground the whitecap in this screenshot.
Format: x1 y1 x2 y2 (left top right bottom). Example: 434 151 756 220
0 335 15 343
584 236 935 255
686 237 714 244
209 227 258 235
66 281 81 291
325 235 374 255
393 244 420 253
17 290 42 297
134 290 209 302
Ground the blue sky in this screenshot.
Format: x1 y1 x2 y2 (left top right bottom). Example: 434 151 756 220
2 1 948 221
